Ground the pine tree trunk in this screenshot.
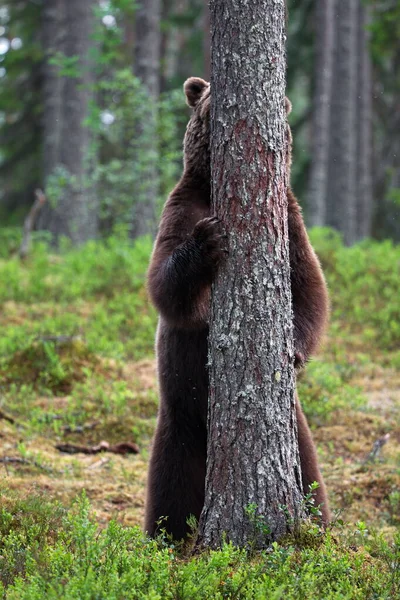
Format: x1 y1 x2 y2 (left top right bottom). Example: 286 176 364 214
307 0 335 227
41 0 65 189
131 0 161 239
203 3 211 81
39 0 98 245
356 3 373 240
326 0 358 245
197 0 304 550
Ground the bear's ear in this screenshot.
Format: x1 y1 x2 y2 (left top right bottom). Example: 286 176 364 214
285 97 292 116
184 77 208 108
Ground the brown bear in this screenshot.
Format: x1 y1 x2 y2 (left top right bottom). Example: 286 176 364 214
145 77 330 541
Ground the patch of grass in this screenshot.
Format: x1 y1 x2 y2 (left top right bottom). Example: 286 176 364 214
299 359 366 424
0 338 100 394
0 227 400 597
0 234 156 362
311 228 400 350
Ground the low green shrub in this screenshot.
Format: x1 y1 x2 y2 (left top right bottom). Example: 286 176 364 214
0 234 153 303
299 359 365 423
310 228 400 350
0 493 398 599
0 232 156 362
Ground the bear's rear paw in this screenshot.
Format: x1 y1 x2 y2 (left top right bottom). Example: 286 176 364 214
192 216 227 267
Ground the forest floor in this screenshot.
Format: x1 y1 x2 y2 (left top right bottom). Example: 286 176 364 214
1 326 399 539
0 231 400 596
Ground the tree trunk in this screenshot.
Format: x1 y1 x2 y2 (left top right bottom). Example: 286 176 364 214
197 0 304 550
41 0 65 193
39 0 98 245
131 0 161 239
355 3 373 240
326 0 358 245
203 2 211 81
307 0 335 227
38 0 65 237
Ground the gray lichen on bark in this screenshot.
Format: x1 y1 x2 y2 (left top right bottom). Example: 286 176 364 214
197 0 304 550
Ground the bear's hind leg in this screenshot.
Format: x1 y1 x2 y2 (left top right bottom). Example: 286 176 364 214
296 395 331 525
145 419 206 541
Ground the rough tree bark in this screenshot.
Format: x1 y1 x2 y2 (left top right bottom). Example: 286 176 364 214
307 0 335 227
130 0 161 239
355 3 373 240
326 0 358 245
197 0 304 549
39 0 98 245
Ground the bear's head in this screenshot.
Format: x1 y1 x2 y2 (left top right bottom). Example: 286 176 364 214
183 77 292 184
183 77 211 183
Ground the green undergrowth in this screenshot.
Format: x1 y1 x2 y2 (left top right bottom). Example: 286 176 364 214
0 227 399 597
0 227 398 435
310 228 400 351
298 359 366 423
0 232 156 361
0 493 399 599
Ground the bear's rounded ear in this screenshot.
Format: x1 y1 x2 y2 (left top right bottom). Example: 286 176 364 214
184 77 208 108
285 97 292 116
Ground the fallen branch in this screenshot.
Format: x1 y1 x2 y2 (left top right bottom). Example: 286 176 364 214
62 420 100 434
56 440 139 456
0 455 54 473
85 457 110 470
362 433 391 465
36 335 82 346
19 188 47 259
0 409 16 425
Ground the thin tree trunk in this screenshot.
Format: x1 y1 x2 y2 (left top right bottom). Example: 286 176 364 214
159 0 172 93
203 2 211 81
197 0 304 550
38 0 65 234
41 0 65 186
39 0 98 244
326 0 358 245
356 3 373 240
131 0 161 239
307 0 335 227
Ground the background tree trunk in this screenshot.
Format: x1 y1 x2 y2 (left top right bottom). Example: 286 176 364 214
307 0 375 244
197 0 304 550
326 0 358 245
356 3 373 240
307 0 335 227
39 0 98 245
41 0 65 197
203 3 211 81
130 0 161 239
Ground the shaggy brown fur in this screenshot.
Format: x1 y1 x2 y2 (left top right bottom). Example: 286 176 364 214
145 78 330 540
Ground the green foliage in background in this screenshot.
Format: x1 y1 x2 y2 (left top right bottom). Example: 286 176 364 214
0 231 156 363
0 226 399 427
0 0 42 222
86 1 185 233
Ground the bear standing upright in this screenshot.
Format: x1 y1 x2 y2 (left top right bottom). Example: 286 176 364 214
145 77 330 540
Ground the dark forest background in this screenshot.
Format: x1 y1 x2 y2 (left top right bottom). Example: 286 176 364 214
0 0 399 245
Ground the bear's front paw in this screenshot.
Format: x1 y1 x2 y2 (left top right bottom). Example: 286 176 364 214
192 216 227 267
